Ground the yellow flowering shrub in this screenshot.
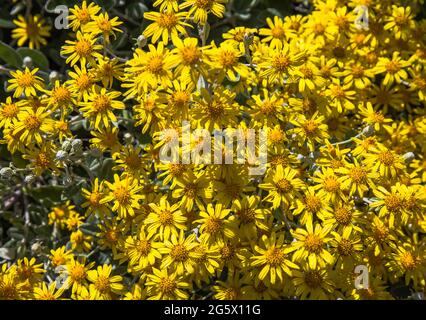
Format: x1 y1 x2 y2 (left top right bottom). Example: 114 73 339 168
0 0 425 300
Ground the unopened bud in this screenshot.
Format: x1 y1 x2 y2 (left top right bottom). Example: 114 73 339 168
49 71 60 83
23 56 33 68
137 35 147 48
31 242 43 254
62 140 72 152
124 132 133 144
0 167 14 179
403 152 415 163
71 139 83 153
24 174 36 184
56 150 68 161
361 125 374 137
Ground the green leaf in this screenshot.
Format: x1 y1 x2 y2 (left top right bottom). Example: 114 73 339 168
28 186 65 204
0 41 23 68
0 19 15 28
17 48 49 71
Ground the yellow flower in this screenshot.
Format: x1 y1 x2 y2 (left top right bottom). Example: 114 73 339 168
194 203 236 245
159 230 201 274
250 232 298 285
68 1 101 31
61 31 103 67
33 282 65 300
145 196 187 240
87 264 124 299
290 220 334 269
79 87 125 129
84 12 123 44
12 15 51 49
7 68 44 98
143 10 190 45
259 165 305 209
180 0 227 25
0 97 24 129
259 16 295 48
13 107 54 145
146 268 190 299
102 174 143 218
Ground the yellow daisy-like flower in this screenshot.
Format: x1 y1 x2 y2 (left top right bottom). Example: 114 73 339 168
143 10 191 45
68 0 101 31
250 232 298 285
13 107 54 145
0 97 24 129
102 174 144 218
145 196 187 240
12 15 51 49
7 68 44 98
259 165 305 209
290 220 334 269
33 282 65 300
83 12 123 44
79 87 125 129
180 0 227 25
146 268 190 300
87 264 124 299
60 31 103 67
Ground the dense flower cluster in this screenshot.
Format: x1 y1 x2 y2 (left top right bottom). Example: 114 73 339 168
0 0 425 300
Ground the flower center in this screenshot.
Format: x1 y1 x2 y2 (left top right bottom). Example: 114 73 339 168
384 194 402 212
377 151 395 166
271 26 285 39
218 50 238 68
272 54 291 72
113 186 130 205
170 244 189 262
323 176 340 193
264 247 284 266
36 152 51 168
157 12 178 29
147 56 164 74
69 265 86 282
75 39 92 57
400 252 417 270
304 270 323 288
18 72 35 87
2 103 19 118
305 195 322 212
236 209 255 224
159 277 176 294
93 95 111 112
304 234 323 253
158 210 173 225
94 275 110 292
25 115 42 130
385 60 401 74
137 239 151 256
180 47 200 66
302 120 318 135
275 178 293 193
195 0 213 9
53 86 71 104
334 207 352 225
205 217 222 234
349 167 366 183
337 239 353 256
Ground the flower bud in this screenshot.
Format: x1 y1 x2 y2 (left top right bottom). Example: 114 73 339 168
49 71 60 83
24 174 36 184
361 125 374 137
137 35 147 48
403 152 415 163
62 140 72 152
23 56 33 68
71 139 83 153
124 132 133 144
56 150 68 161
0 167 14 179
